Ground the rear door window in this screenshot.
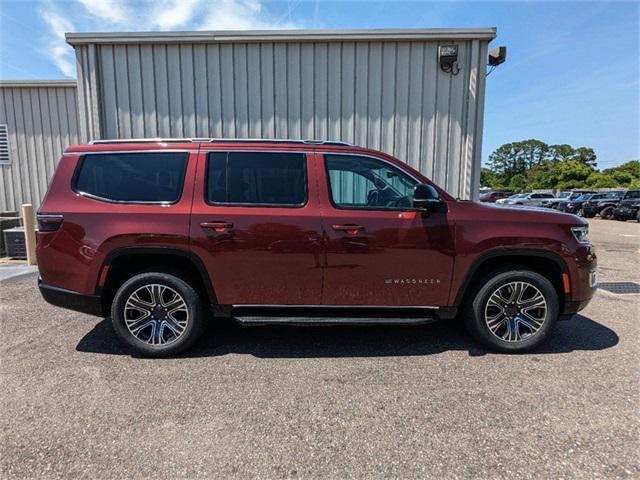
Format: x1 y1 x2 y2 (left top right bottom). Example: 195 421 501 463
74 152 188 203
206 152 307 206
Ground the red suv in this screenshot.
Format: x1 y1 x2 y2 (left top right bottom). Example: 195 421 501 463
36 139 597 356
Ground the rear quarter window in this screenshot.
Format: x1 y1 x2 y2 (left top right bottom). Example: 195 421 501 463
205 152 307 206
73 152 188 203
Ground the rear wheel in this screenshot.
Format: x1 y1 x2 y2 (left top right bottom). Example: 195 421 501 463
600 206 615 220
463 269 558 353
111 272 207 357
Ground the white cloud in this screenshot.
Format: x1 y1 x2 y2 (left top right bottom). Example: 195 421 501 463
39 6 76 77
198 0 297 30
75 0 130 25
151 0 201 29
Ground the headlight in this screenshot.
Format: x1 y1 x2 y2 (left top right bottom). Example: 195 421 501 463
571 226 590 244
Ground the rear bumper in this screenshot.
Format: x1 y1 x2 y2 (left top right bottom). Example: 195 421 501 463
38 278 104 317
559 299 593 320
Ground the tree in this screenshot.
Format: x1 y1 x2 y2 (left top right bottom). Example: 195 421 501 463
548 144 597 167
585 172 619 188
487 139 549 184
480 167 505 189
508 174 529 192
603 160 640 187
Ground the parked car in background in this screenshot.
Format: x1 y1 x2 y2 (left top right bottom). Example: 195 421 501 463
594 191 637 219
35 138 596 356
496 193 527 204
507 193 556 207
557 193 605 216
541 191 572 209
479 191 514 203
581 191 626 218
613 190 640 222
543 190 596 210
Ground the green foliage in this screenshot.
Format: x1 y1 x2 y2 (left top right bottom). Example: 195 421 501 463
508 174 529 192
484 140 635 191
480 168 505 189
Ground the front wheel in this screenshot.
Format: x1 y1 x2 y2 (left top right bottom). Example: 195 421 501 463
600 206 615 220
463 269 558 353
111 272 207 357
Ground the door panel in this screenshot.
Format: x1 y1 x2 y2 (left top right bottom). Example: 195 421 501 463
190 150 323 305
318 153 455 306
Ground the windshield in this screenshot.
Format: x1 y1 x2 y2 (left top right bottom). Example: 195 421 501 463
558 192 572 198
575 194 592 202
607 191 624 198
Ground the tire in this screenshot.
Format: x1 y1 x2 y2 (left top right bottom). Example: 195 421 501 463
577 208 584 217
111 272 207 357
463 269 558 353
600 206 615 220
582 211 594 218
637 210 640 223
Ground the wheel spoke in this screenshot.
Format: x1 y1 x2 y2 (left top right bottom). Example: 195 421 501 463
485 280 547 343
123 283 190 347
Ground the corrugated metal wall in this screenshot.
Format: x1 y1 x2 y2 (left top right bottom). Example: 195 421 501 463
0 82 79 211
73 32 490 199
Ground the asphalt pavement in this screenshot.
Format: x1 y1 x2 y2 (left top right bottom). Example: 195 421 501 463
1 218 638 479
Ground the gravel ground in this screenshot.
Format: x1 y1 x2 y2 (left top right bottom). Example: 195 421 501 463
1 218 639 479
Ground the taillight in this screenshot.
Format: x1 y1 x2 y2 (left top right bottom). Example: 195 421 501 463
36 214 64 232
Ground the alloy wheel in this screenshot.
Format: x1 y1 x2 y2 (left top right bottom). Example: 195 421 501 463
124 284 189 346
484 281 547 343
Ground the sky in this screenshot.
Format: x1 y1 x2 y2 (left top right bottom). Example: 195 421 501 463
0 0 638 169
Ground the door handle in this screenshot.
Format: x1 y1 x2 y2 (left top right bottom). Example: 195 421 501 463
332 224 364 235
200 221 234 233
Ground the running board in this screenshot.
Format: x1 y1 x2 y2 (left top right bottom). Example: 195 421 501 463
233 316 437 326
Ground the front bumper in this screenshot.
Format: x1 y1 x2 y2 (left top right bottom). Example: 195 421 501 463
38 278 104 317
615 207 639 220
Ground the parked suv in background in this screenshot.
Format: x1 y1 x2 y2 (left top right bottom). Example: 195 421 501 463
557 193 605 216
36 139 597 356
581 191 626 218
613 190 640 222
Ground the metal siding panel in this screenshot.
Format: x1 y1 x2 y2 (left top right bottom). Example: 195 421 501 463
419 44 438 180
29 88 47 199
367 42 382 150
447 41 467 197
354 42 369 147
287 43 301 139
327 43 341 139
313 43 328 140
127 45 144 138
273 43 288 137
166 45 183 137
0 89 14 210
140 45 159 137
233 44 249 137
470 41 489 200
300 43 314 139
219 44 235 137
193 44 209 137
340 42 355 144
259 43 275 138
406 42 425 171
380 42 397 155
153 45 170 136
113 45 131 137
180 44 196 137
18 89 35 203
99 45 119 138
393 42 410 163
206 44 223 137
246 44 262 137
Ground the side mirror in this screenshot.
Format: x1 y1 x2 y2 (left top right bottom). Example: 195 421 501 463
413 184 446 212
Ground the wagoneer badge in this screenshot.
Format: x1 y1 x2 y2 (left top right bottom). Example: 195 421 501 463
385 278 441 285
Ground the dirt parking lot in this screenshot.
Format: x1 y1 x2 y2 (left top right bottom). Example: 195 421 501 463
1 218 639 479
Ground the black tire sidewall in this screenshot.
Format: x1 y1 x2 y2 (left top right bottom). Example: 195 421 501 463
111 272 205 357
601 206 614 219
464 270 558 353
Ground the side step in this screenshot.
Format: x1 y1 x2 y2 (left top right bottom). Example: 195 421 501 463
234 316 437 326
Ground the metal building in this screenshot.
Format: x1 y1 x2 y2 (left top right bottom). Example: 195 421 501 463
68 28 495 200
0 81 80 211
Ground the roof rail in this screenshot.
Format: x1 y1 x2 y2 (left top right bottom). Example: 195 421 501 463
88 138 354 147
